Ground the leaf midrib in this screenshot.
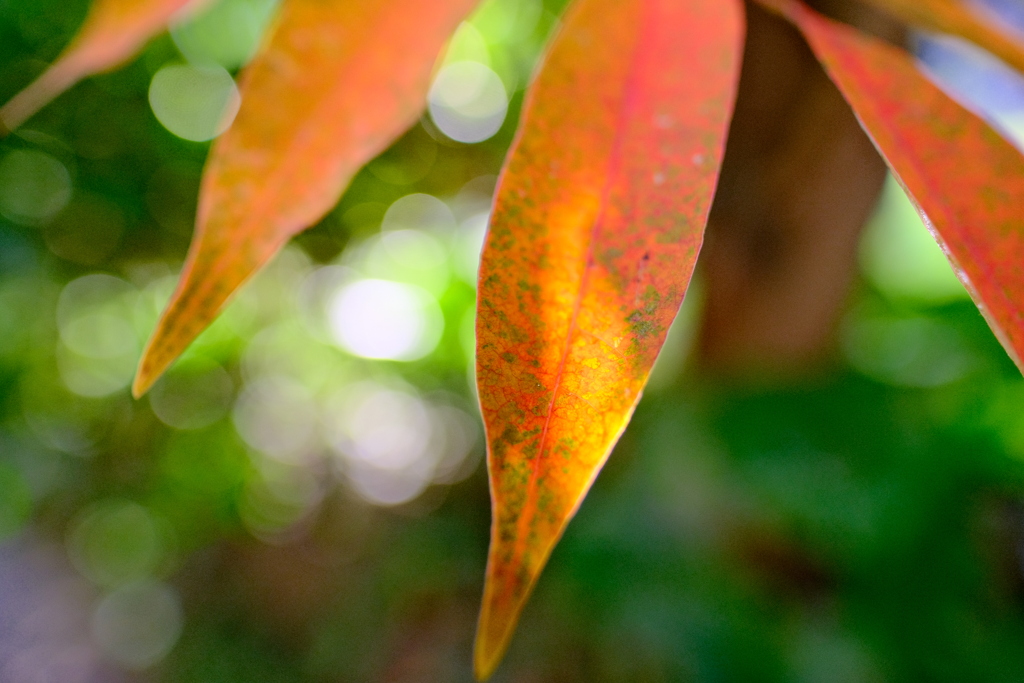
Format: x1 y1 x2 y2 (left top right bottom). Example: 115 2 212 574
514 0 653 569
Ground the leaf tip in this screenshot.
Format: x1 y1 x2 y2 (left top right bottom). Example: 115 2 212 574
131 341 168 399
0 96 27 137
472 610 508 682
473 566 535 681
131 367 156 400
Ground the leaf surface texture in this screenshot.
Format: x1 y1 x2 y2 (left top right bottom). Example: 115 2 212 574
473 0 744 677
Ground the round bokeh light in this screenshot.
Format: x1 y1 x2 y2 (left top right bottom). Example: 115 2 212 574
327 279 443 361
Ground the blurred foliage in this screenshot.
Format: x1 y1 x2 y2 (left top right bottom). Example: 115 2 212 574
3 0 1024 681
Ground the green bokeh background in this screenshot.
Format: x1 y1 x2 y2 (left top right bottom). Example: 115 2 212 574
3 0 1024 681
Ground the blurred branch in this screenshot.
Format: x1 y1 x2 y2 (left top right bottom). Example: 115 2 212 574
695 0 902 376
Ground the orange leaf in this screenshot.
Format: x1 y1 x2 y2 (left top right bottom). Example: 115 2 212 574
0 0 206 133
132 0 479 396
472 0 744 677
762 0 1024 370
861 0 1024 74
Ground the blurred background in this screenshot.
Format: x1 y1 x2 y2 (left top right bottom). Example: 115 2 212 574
3 0 1024 680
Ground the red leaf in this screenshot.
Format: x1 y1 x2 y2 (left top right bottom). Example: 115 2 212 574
0 0 206 133
132 0 478 396
472 0 744 677
763 0 1024 370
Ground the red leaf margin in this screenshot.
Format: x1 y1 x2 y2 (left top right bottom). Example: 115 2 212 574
758 0 1024 372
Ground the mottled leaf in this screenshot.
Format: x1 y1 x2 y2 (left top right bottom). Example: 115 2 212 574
0 0 206 133
762 0 1024 370
132 0 478 396
863 0 1024 74
473 0 744 677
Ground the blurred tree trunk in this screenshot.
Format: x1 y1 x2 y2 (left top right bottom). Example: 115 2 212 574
696 0 904 376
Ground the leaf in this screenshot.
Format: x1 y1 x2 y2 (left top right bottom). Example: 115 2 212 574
472 0 744 677
0 0 206 133
861 0 1024 74
132 0 479 396
760 0 1024 371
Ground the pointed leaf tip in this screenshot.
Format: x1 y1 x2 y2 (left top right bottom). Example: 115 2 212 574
473 0 744 675
134 0 479 392
132 343 166 398
0 0 206 132
131 376 147 400
474 570 540 680
473 604 507 681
